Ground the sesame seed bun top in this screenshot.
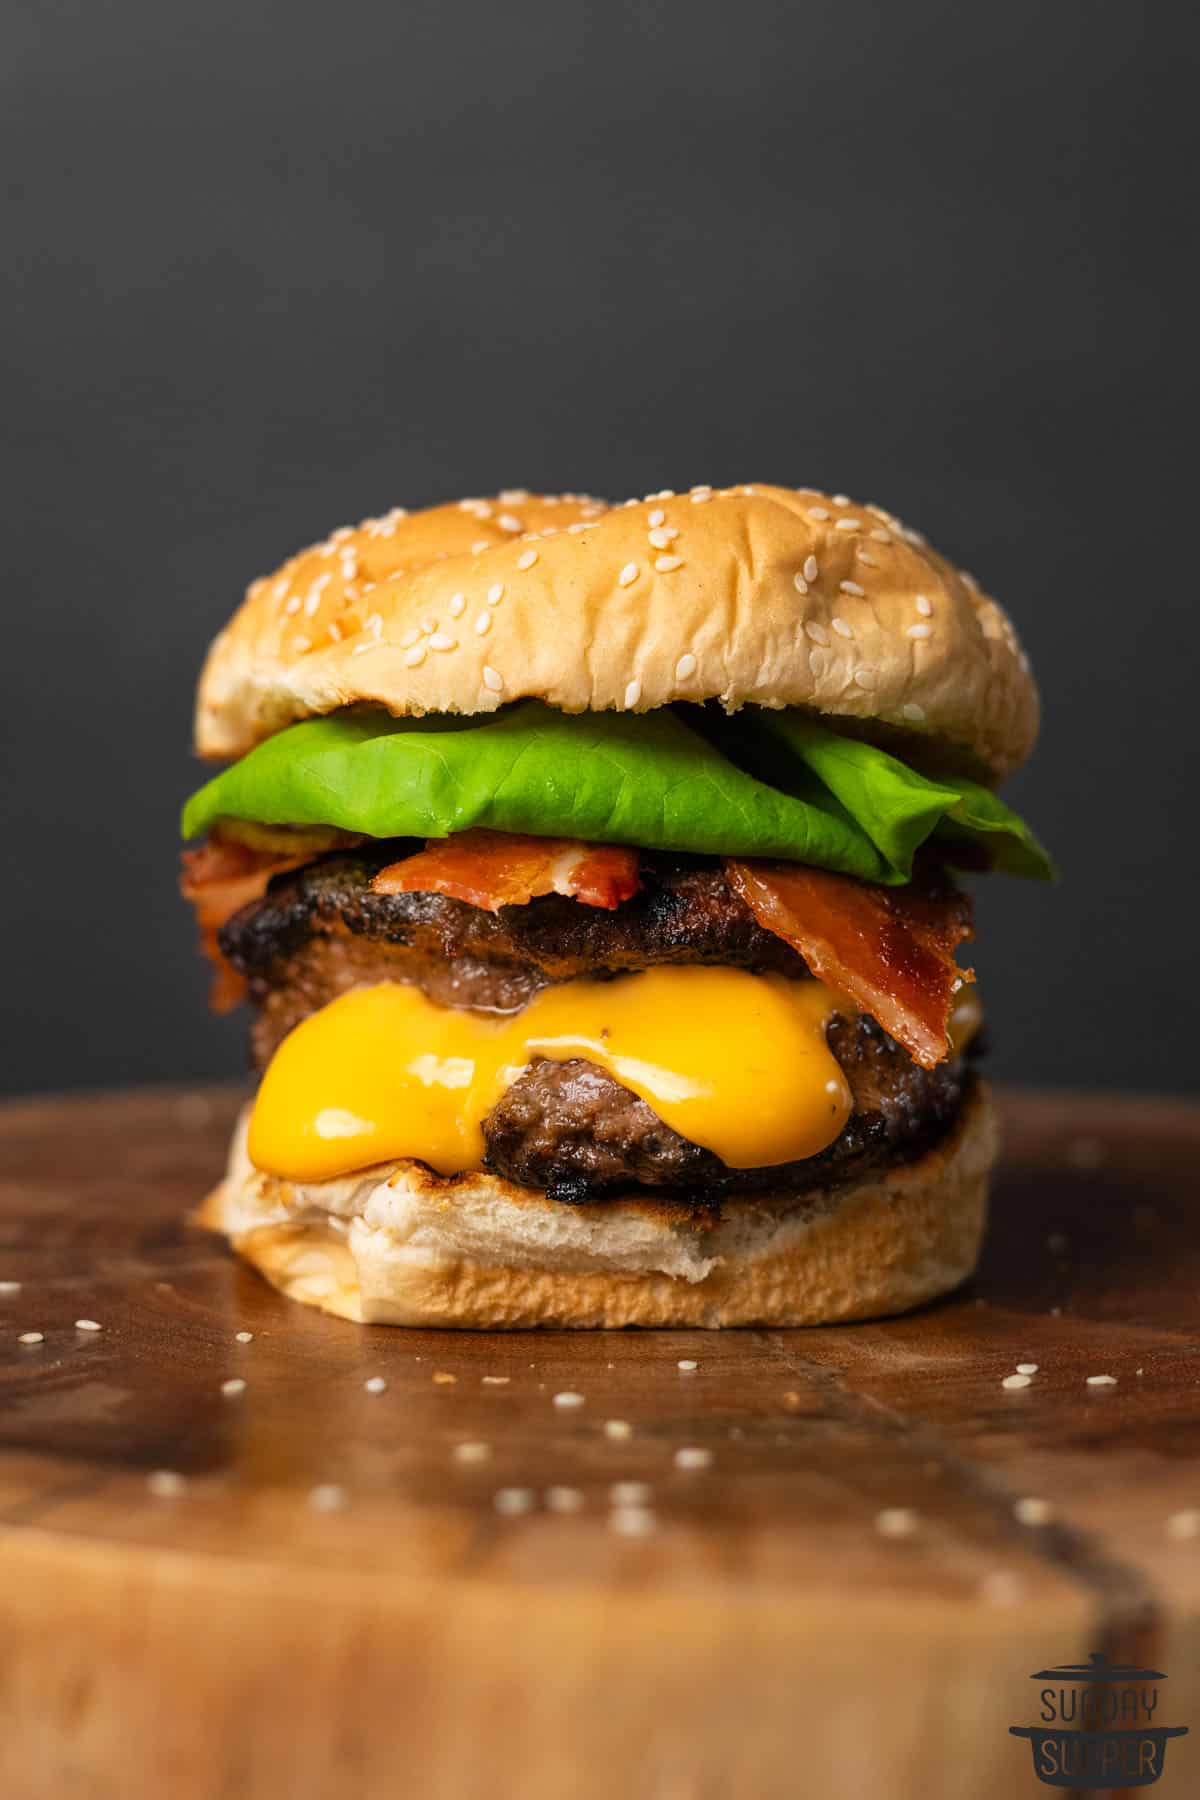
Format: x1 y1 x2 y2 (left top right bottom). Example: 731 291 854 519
194 483 1039 782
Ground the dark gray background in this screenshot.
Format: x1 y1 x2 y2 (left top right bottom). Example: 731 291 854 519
4 1 1197 1096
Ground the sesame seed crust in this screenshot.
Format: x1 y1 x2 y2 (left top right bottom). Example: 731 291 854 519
194 485 1039 781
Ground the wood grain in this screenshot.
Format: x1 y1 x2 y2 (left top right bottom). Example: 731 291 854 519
1 1084 1199 1799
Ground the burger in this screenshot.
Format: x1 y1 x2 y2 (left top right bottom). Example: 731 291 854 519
181 483 1049 1328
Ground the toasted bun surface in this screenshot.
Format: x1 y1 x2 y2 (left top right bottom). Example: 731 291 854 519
196 486 1037 781
201 1079 995 1329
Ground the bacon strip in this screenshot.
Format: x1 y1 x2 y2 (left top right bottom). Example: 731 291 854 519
180 840 308 1012
371 829 642 913
726 859 974 1068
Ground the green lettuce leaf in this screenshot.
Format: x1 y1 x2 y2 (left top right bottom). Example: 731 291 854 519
181 702 1053 884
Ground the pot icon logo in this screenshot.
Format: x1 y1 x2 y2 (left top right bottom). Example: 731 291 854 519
1010 1651 1188 1788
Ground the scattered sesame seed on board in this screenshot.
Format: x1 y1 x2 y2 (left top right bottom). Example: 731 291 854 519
677 1359 698 1372
1014 1497 1055 1527
75 1318 102 1332
609 1505 656 1538
1002 1373 1032 1391
553 1391 585 1409
494 1488 535 1516
546 1486 585 1513
604 1419 633 1440
453 1442 491 1464
1015 1362 1039 1375
875 1508 918 1538
309 1484 347 1513
235 1331 254 1343
17 1331 43 1345
1087 1374 1118 1387
433 1371 457 1385
364 1376 387 1394
0 1281 21 1296
674 1447 712 1471
481 1374 510 1386
611 1482 652 1507
221 1378 246 1398
147 1470 186 1499
1167 1510 1200 1541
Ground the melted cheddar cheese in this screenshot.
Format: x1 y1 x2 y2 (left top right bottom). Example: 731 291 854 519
248 967 856 1182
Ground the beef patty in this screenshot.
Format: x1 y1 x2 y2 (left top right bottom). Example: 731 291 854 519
221 846 976 1208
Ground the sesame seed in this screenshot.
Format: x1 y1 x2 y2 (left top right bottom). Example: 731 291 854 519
611 1481 652 1506
474 613 491 636
858 552 877 566
871 528 891 542
517 548 538 570
1166 1510 1200 1541
689 487 712 503
853 668 878 690
499 488 529 504
428 633 456 651
674 1447 712 1471
399 626 421 648
221 1378 246 1397
803 555 819 583
618 562 639 587
554 1391 585 1409
453 1442 491 1464
832 492 850 505
567 522 589 534
1014 1497 1054 1527
906 623 932 639
793 573 808 595
915 594 932 616
604 1419 633 1440
284 594 302 615
471 539 489 554
365 613 383 636
448 592 466 617
147 1470 186 1498
493 1487 534 1516
482 1374 510 1385
432 1371 457 1385
655 554 684 573
875 1507 918 1538
675 652 697 680
647 508 666 527
648 526 678 549
677 1358 698 1372
74 1318 102 1332
0 1281 22 1295
546 1486 585 1513
487 583 505 605
497 514 522 533
309 1484 347 1512
835 518 861 532
831 617 854 639
839 580 865 596
807 507 829 521
17 1331 44 1345
403 645 426 667
650 489 676 499
804 622 830 646
364 1376 387 1393
482 666 503 692
609 1505 656 1537
902 702 926 721
1087 1374 1118 1387
624 678 642 707
1016 1363 1039 1376
1002 1373 1032 1391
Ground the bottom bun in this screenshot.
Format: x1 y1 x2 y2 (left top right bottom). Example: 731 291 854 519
201 1078 996 1328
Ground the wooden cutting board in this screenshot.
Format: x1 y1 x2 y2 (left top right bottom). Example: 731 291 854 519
1 1084 1199 1800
